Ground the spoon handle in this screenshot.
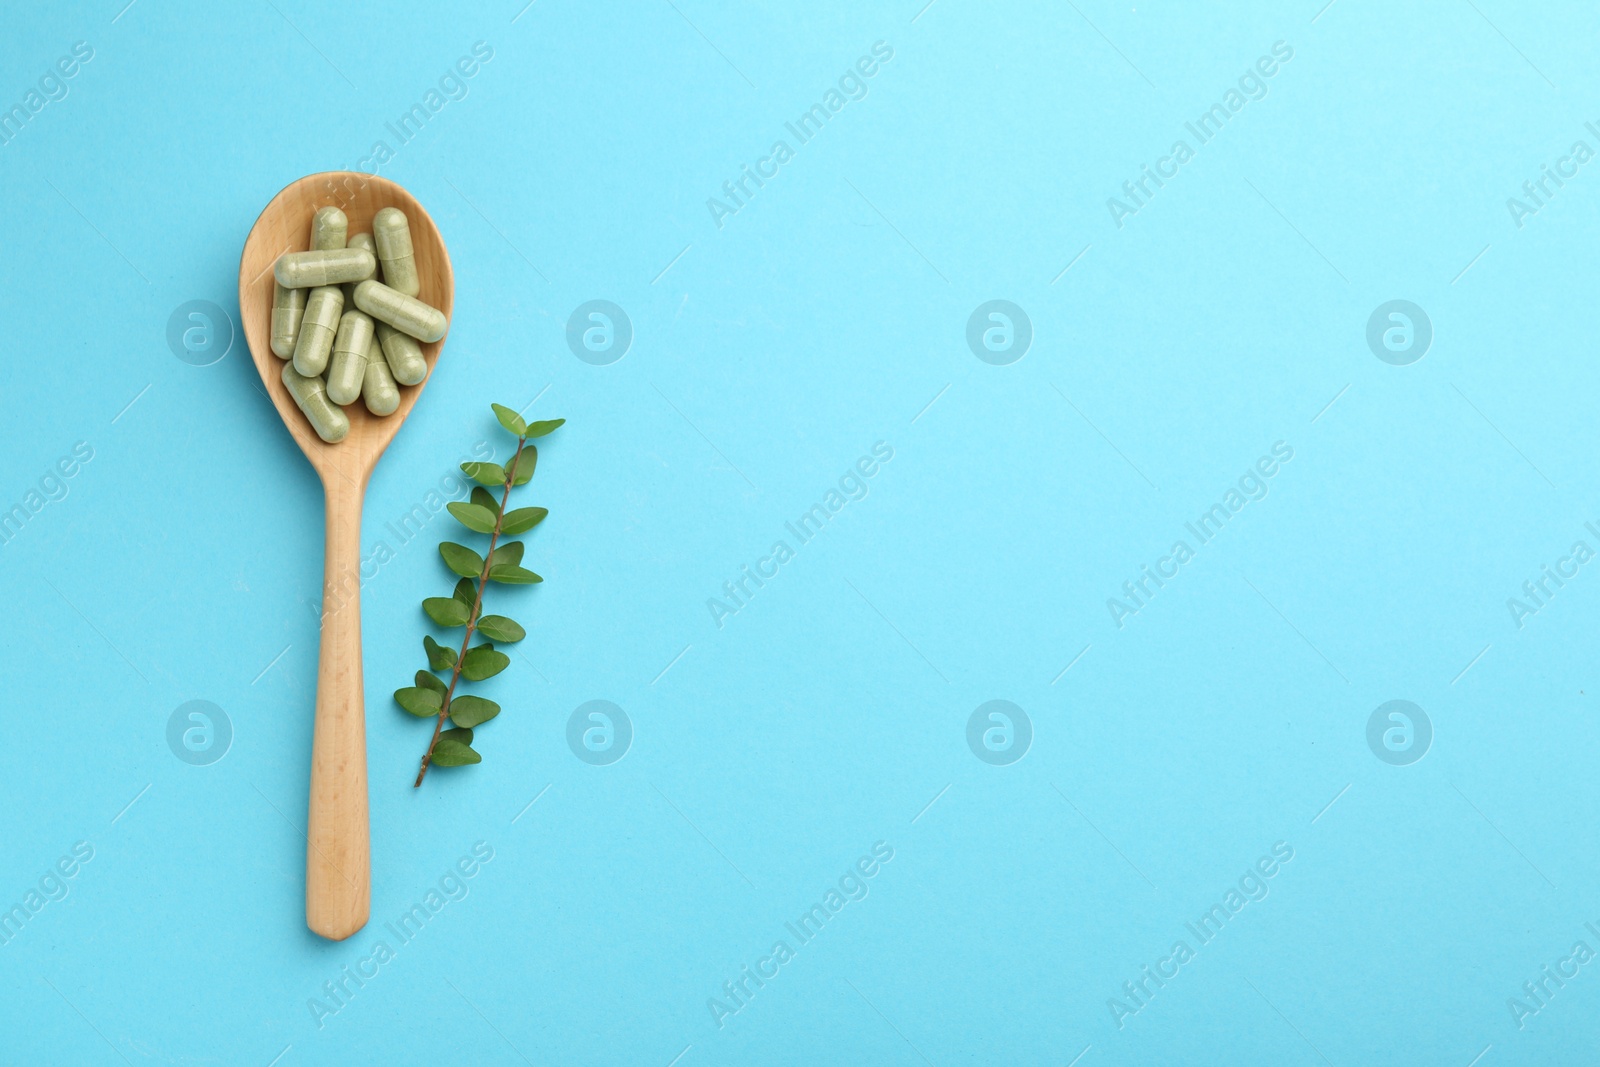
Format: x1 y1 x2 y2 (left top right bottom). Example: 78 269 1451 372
305 477 371 940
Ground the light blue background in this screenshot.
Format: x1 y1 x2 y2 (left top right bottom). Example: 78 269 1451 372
3 0 1598 1063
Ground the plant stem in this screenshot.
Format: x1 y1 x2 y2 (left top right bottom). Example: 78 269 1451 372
414 434 527 787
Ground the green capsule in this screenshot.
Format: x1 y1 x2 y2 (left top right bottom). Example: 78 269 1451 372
376 322 427 385
326 310 375 406
355 280 447 343
362 335 400 416
373 207 420 297
291 286 344 377
311 206 348 251
270 282 305 359
282 363 349 443
275 248 377 289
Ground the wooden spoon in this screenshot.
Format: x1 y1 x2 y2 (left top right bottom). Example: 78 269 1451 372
237 172 454 941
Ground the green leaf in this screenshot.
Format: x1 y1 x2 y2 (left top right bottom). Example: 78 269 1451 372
424 635 456 671
394 686 442 717
453 577 476 605
476 615 525 643
423 596 470 627
487 564 543 585
440 542 485 578
525 418 565 438
415 670 447 694
491 403 526 436
470 486 498 513
461 644 511 681
489 541 524 568
439 726 474 746
447 501 496 534
460 461 506 487
500 507 547 535
449 694 501 727
429 738 481 766
507 447 538 487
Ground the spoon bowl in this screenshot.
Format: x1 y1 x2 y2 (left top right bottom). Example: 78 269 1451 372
238 171 454 940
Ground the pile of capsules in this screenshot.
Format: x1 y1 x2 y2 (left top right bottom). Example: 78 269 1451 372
269 205 448 443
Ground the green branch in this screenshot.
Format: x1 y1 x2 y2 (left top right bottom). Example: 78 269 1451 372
395 403 564 786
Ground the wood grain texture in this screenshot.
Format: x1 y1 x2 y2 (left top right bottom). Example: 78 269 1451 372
238 172 454 941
